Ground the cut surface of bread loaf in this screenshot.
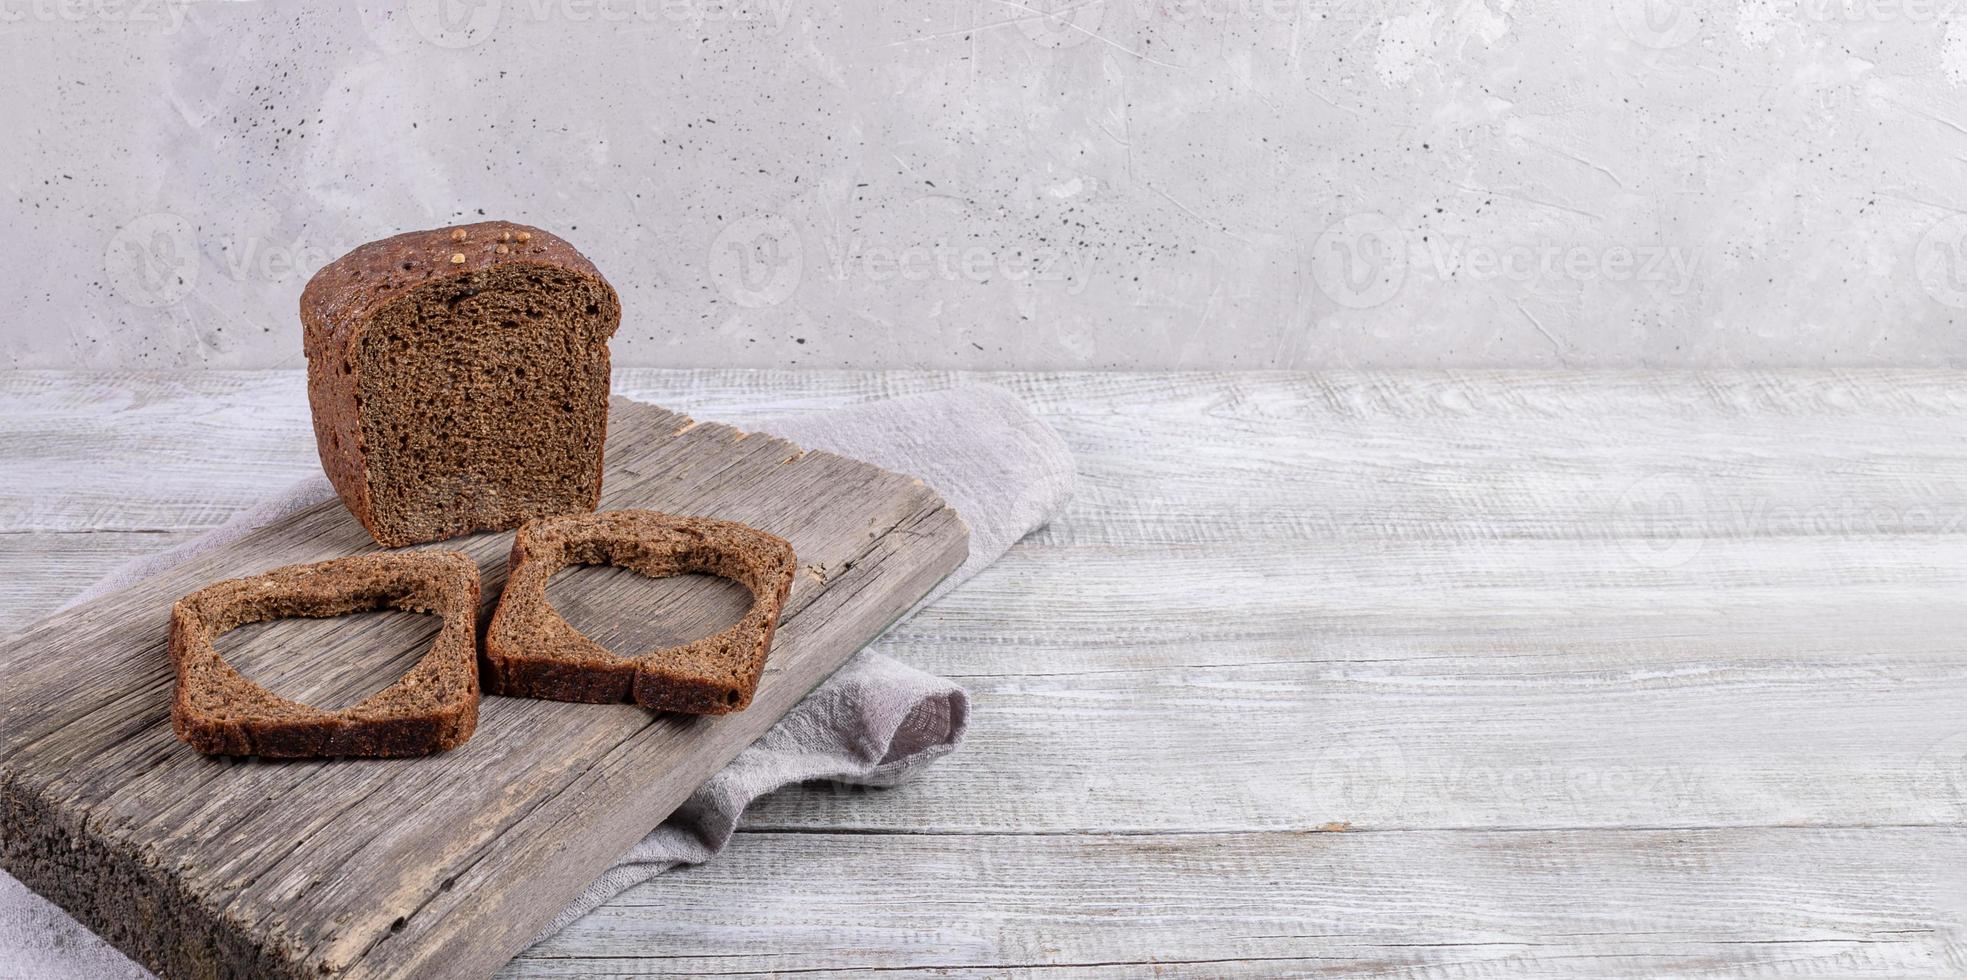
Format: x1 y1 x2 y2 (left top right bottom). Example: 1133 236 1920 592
169 551 483 758
484 510 797 714
301 220 620 548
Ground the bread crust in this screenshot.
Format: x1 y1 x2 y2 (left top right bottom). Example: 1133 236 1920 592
300 220 619 547
168 551 483 758
483 510 797 714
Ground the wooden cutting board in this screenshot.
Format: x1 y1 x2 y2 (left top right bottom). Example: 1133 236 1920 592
0 396 969 980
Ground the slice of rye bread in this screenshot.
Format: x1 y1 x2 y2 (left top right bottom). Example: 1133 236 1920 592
301 220 621 548
169 551 483 758
484 510 798 715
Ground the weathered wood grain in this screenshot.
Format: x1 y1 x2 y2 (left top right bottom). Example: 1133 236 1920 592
0 532 203 638
743 638 1967 833
7 370 1967 979
506 827 1967 978
10 370 1967 541
0 395 969 980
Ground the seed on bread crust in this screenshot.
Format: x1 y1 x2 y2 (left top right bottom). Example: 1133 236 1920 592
299 221 620 548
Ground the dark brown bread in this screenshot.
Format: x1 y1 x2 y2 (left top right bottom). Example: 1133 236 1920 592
484 510 797 714
301 220 621 548
169 551 482 758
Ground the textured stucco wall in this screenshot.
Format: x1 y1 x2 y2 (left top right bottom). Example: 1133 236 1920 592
3 0 1966 369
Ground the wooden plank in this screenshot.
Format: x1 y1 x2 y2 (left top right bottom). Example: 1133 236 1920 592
0 396 969 980
0 373 316 532
732 533 1967 834
9 374 1967 838
742 632 1967 833
505 827 1967 978
11 370 1967 543
885 536 1967 669
0 532 199 637
10 370 1967 978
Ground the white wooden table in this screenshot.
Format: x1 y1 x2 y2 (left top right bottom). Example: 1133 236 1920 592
5 369 1967 978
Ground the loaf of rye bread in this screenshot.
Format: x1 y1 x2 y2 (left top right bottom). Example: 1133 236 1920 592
484 510 797 714
301 221 621 548
169 551 482 758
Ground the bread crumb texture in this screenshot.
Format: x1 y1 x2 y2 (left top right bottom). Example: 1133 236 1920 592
300 220 622 548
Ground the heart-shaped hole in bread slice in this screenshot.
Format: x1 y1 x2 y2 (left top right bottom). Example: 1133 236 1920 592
484 509 796 715
546 564 752 660
169 551 482 758
218 607 444 711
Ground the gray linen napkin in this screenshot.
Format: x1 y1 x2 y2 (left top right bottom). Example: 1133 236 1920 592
0 385 1075 979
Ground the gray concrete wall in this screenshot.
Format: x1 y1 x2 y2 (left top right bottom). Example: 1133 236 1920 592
4 0 1966 369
